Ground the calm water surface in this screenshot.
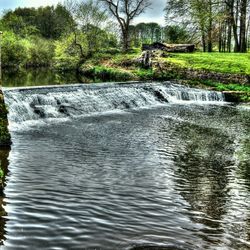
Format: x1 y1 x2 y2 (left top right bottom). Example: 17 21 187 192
1 101 249 249
2 68 102 87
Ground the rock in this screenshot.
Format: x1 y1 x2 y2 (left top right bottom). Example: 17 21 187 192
154 90 168 102
0 88 12 147
33 106 45 118
58 105 70 116
223 91 250 103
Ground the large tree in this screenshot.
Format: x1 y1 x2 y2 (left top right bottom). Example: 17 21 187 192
101 0 151 51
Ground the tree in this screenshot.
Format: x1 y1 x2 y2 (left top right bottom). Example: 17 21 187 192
129 22 162 46
63 0 115 68
164 25 191 44
101 0 152 51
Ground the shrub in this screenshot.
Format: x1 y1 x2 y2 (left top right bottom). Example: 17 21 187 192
1 31 29 67
26 37 55 67
81 66 135 81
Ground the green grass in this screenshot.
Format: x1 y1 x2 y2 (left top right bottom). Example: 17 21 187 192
166 52 250 74
80 65 135 81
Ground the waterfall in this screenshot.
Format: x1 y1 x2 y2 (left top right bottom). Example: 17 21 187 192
3 82 225 125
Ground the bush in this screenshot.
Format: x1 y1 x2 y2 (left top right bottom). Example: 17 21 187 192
2 31 29 67
26 37 55 67
53 33 88 70
81 65 135 81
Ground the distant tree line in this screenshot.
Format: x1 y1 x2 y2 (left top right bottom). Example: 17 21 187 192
165 0 250 52
0 1 118 69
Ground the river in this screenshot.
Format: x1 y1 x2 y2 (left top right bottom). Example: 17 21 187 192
1 82 250 249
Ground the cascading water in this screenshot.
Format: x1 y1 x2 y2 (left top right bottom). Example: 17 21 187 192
3 82 224 126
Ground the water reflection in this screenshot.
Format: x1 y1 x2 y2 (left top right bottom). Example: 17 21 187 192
2 68 104 87
0 148 10 245
173 124 232 243
236 137 250 189
161 106 250 249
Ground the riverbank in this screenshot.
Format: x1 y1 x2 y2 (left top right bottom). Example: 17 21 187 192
2 50 250 102
78 50 250 102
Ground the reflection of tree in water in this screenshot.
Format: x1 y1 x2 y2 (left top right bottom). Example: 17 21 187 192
0 148 10 245
172 122 235 240
236 137 250 189
234 136 250 243
2 68 82 87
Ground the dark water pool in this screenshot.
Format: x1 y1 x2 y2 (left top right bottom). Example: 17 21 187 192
2 68 103 87
0 102 249 249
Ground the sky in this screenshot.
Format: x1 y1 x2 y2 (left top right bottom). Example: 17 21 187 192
0 0 166 25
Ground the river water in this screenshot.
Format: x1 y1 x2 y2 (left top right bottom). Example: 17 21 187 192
1 82 250 249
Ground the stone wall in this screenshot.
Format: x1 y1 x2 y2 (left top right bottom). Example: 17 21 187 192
0 87 11 147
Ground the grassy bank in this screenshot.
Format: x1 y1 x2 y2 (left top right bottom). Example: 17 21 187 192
165 52 250 75
79 50 250 102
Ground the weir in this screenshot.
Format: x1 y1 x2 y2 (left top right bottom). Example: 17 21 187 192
3 82 224 126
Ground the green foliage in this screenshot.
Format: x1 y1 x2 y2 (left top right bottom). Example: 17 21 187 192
133 68 154 80
164 25 191 44
54 33 88 70
0 104 8 120
81 66 135 81
0 168 3 179
1 31 29 67
2 4 74 39
130 22 162 47
27 37 55 66
101 48 121 55
0 101 11 146
1 31 55 67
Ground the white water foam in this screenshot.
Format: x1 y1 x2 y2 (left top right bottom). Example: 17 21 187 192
3 82 225 130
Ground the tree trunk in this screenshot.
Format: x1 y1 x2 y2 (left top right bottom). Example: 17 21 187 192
207 0 213 52
219 24 222 52
202 32 206 52
233 0 240 51
227 23 232 52
239 0 247 52
122 31 130 52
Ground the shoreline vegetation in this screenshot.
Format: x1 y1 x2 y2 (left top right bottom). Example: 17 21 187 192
2 47 250 102
2 44 250 102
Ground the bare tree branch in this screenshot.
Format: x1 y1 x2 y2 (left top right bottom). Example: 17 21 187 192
102 0 152 51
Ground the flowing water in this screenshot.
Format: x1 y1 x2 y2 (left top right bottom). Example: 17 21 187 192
1 82 250 249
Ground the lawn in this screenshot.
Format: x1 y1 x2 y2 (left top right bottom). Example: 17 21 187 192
166 52 250 75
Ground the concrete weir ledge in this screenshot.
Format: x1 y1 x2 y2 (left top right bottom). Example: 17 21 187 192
0 86 11 147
